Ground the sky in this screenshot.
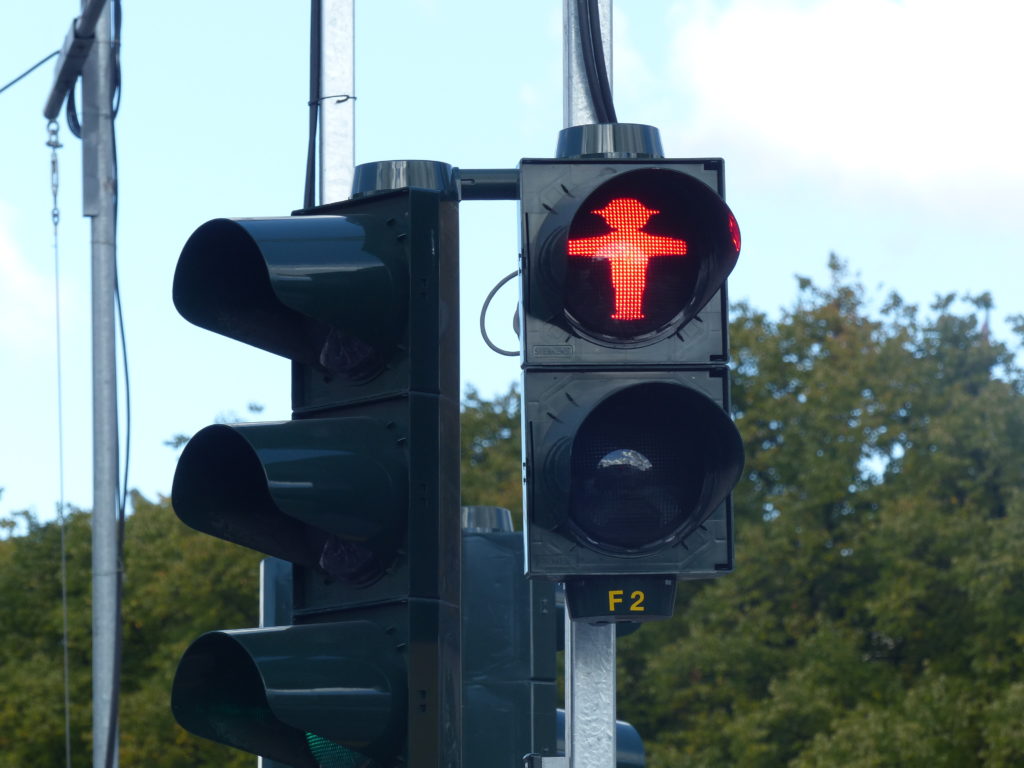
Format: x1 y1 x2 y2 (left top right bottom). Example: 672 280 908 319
1 0 1021 526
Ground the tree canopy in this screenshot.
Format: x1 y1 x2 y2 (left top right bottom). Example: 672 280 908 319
617 259 1024 767
1 260 1022 766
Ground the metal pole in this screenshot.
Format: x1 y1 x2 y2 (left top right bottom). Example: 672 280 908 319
319 0 355 203
562 4 617 767
82 2 120 766
564 0 613 127
564 618 617 768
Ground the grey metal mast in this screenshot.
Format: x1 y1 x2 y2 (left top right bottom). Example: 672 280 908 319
562 5 618 768
43 1 121 766
81 2 120 766
319 0 355 203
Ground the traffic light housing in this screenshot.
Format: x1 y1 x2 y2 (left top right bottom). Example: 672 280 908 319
169 185 461 767
520 158 744 587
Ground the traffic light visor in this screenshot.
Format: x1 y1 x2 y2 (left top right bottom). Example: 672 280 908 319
171 419 407 583
172 623 406 767
173 215 404 379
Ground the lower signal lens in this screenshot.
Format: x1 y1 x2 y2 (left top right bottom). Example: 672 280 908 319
568 382 733 553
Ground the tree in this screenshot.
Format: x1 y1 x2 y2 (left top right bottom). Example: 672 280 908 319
0 499 259 768
460 384 523 525
3 259 1021 765
617 258 1024 767
0 389 525 767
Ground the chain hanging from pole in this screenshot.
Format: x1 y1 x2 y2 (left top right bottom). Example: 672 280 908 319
47 117 74 768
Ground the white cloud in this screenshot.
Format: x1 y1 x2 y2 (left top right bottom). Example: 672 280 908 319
0 205 57 355
663 0 1024 193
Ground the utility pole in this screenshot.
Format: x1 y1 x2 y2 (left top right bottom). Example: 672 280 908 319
83 5 120 766
44 1 121 766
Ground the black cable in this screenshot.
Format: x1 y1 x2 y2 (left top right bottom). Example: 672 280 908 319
304 0 322 209
579 0 616 122
588 0 617 123
67 0 121 139
65 86 82 138
479 271 520 357
105 4 126 767
576 0 617 123
111 0 122 117
0 49 59 96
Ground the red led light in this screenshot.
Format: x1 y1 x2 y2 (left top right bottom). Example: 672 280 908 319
728 213 741 253
567 198 688 321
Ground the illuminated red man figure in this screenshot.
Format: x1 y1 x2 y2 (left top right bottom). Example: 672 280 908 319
567 198 688 321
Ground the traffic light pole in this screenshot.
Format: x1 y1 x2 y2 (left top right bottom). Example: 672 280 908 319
318 0 354 204
562 4 618 768
564 617 616 768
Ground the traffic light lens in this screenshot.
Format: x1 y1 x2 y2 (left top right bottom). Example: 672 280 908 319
729 212 741 252
568 197 688 325
305 733 371 768
569 383 706 552
563 171 705 342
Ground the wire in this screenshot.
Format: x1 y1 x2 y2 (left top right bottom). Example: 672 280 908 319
480 271 520 357
106 3 126 766
66 0 122 139
111 0 122 117
111 0 128 524
0 49 59 96
47 117 74 768
576 0 617 123
65 86 82 138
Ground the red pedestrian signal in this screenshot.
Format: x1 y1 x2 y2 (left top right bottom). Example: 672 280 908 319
526 164 740 357
567 197 688 324
519 158 743 587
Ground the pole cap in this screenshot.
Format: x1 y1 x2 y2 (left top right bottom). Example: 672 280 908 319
352 160 454 197
556 123 664 160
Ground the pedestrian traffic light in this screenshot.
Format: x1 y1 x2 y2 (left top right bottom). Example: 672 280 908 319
519 158 744 588
169 182 462 767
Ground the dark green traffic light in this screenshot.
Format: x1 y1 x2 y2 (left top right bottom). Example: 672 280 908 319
170 183 461 766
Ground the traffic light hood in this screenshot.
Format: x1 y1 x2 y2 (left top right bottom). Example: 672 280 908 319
173 214 405 379
172 622 406 767
171 418 407 582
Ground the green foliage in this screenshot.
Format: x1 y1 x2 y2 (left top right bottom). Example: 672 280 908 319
617 258 1024 766
2 260 1022 765
0 509 91 767
0 497 259 767
460 384 523 526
